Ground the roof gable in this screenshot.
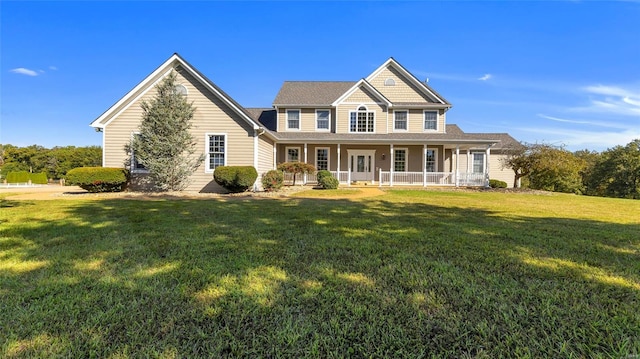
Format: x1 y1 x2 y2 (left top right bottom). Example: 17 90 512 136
331 79 391 107
90 53 260 130
365 58 450 106
273 81 355 106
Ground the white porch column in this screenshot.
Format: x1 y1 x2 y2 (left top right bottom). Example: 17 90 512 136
455 145 460 187
304 143 308 184
390 144 394 187
423 144 427 187
273 143 277 169
485 146 491 187
337 144 341 182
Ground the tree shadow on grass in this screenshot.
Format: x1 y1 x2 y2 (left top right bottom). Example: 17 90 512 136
1 196 639 357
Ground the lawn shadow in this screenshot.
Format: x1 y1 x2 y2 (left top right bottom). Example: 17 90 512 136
1 196 639 357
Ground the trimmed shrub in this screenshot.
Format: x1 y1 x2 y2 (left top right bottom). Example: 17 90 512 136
66 167 129 193
318 174 339 189
262 170 284 192
489 179 508 188
316 170 332 183
6 171 30 183
30 172 48 184
213 166 258 193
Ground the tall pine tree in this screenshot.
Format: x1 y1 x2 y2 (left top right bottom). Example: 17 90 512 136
127 71 204 191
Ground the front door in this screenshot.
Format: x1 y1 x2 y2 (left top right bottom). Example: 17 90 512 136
348 150 375 182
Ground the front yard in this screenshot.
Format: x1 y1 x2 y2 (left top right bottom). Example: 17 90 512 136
1 190 639 357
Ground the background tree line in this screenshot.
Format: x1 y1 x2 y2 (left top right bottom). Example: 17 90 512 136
0 144 101 180
502 139 640 199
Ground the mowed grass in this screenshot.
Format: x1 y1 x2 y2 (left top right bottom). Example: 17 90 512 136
1 190 639 358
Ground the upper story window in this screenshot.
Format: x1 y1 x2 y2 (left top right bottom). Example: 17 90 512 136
206 134 226 172
316 110 330 131
286 110 300 130
349 106 375 133
384 78 396 86
424 111 438 131
394 111 408 131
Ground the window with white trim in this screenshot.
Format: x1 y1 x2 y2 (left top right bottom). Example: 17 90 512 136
349 106 375 133
286 147 300 162
286 110 300 130
424 111 438 131
425 149 437 172
316 110 330 131
394 149 407 172
472 152 485 173
206 134 226 172
394 111 408 131
316 147 329 170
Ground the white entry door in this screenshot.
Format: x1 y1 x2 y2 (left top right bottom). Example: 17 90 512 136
348 150 375 182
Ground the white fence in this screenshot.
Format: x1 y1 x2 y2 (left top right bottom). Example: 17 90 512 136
283 170 487 187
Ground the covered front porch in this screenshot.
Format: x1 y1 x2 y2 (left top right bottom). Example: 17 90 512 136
275 142 494 187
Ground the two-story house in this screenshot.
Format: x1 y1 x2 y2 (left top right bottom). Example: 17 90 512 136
90 53 518 192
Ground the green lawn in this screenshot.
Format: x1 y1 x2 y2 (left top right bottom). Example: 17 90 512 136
1 190 639 358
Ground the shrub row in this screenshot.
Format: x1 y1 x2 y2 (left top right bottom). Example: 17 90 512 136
66 167 129 193
262 170 283 192
213 166 258 193
316 170 339 189
489 179 508 188
5 171 48 184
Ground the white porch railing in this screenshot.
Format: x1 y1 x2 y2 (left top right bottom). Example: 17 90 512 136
283 170 488 187
378 171 487 187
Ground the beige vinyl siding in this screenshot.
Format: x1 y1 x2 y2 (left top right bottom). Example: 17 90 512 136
368 67 434 103
488 153 515 187
103 66 256 192
258 136 275 175
342 87 383 104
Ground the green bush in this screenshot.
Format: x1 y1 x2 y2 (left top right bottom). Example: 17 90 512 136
66 167 129 193
489 179 508 188
30 172 48 184
213 166 258 193
316 170 332 183
318 174 339 189
262 170 284 192
6 171 30 183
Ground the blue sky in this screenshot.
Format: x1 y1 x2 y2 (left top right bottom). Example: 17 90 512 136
1 1 639 152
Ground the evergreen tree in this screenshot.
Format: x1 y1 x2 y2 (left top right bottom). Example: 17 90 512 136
127 71 204 191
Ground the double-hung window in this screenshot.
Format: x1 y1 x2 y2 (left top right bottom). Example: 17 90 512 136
472 152 485 174
316 148 329 170
425 149 437 172
286 110 300 130
316 110 330 131
207 134 226 172
394 149 407 172
349 106 375 133
394 111 408 131
286 147 300 162
424 111 438 131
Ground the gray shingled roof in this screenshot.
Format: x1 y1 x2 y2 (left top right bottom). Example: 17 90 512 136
273 81 356 106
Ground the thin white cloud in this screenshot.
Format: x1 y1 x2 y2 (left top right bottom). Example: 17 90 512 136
478 74 492 81
49 66 58 71
536 114 630 129
571 83 640 117
10 68 39 76
518 126 640 151
583 84 637 98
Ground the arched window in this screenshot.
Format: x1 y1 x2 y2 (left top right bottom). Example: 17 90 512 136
349 105 375 133
384 78 396 86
